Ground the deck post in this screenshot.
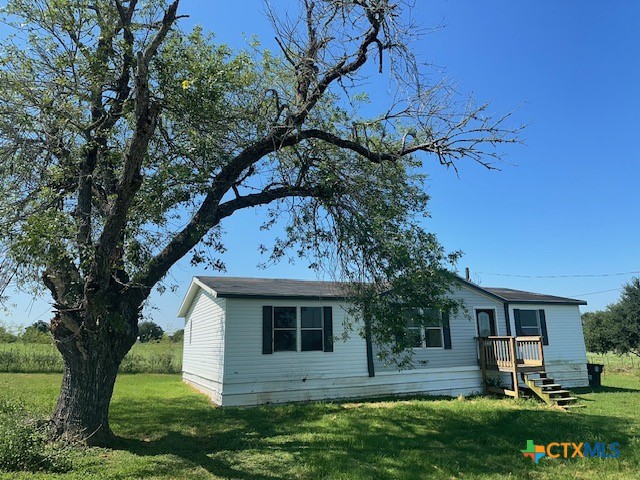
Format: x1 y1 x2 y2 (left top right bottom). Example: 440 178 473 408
509 336 519 398
479 338 487 394
537 336 545 367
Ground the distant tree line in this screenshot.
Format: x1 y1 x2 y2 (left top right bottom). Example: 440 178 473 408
0 320 184 344
582 278 640 357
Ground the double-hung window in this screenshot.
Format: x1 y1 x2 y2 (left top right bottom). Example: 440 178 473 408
264 306 333 353
518 310 542 336
514 308 548 345
404 308 445 349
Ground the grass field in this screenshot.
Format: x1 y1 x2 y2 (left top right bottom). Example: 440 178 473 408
587 352 640 373
0 369 638 479
0 341 183 374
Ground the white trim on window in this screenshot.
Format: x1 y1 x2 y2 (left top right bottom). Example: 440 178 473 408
272 305 325 353
518 309 542 337
424 326 445 349
407 309 445 350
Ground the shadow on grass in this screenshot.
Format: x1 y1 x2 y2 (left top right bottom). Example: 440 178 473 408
574 385 640 395
112 394 633 479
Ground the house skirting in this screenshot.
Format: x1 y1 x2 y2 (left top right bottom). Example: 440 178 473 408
183 372 223 405
184 366 483 407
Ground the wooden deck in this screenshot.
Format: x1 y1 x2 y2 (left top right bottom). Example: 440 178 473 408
478 336 544 399
478 336 582 409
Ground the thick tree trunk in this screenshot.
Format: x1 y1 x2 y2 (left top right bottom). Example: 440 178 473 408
51 349 120 445
50 309 138 446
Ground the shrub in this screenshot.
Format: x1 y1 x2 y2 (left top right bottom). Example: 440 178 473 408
0 325 17 343
30 321 50 333
0 400 72 473
138 321 164 342
21 328 53 344
170 329 184 343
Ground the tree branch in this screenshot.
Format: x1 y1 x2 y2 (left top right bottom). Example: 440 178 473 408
296 129 398 162
290 2 386 126
134 180 318 293
93 1 179 287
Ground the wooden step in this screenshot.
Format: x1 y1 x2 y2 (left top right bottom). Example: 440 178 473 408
520 373 582 409
548 390 570 395
525 371 547 376
532 378 556 384
553 397 578 403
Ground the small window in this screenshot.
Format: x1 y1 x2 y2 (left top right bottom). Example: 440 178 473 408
273 307 297 351
301 307 323 351
519 310 541 336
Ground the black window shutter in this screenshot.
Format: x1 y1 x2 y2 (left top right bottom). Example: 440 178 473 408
323 306 333 352
442 310 452 349
262 306 273 354
538 309 549 345
514 309 523 336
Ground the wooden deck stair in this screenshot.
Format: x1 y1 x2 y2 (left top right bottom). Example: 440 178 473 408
521 370 583 409
478 336 583 410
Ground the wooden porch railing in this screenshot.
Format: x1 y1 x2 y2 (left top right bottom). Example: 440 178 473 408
478 336 544 398
478 336 545 399
478 336 544 370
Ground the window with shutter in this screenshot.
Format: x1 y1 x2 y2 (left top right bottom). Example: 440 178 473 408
514 309 548 345
263 305 334 353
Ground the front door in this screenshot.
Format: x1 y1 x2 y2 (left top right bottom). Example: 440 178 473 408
476 309 497 337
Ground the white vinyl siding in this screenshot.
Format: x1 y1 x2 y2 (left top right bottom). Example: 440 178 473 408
182 290 226 404
218 297 483 405
179 279 588 406
374 284 507 372
222 298 367 396
509 303 588 387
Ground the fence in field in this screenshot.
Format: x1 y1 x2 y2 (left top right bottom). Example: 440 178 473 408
587 352 640 374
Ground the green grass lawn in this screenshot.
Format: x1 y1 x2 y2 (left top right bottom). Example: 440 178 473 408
0 370 638 479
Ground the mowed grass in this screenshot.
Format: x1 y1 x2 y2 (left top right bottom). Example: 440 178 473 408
0 371 639 479
0 341 183 373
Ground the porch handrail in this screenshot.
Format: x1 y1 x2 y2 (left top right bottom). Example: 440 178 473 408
478 336 544 370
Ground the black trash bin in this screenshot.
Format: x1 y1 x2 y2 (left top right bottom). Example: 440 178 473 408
587 363 604 387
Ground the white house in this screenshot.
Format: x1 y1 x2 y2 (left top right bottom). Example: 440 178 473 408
178 276 589 407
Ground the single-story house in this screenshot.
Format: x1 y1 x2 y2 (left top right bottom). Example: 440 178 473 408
178 276 588 407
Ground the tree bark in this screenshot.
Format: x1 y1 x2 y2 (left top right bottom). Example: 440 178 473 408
50 310 138 446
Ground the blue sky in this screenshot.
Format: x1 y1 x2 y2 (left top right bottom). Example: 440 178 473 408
2 1 639 333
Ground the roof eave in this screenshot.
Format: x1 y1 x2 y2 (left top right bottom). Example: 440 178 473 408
454 276 587 306
506 299 588 306
454 276 509 303
214 293 348 300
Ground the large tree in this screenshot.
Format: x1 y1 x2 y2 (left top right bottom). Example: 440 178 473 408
583 278 640 357
0 0 518 444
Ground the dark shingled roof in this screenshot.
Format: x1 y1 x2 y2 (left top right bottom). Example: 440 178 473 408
196 276 349 299
194 276 587 305
482 287 587 305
